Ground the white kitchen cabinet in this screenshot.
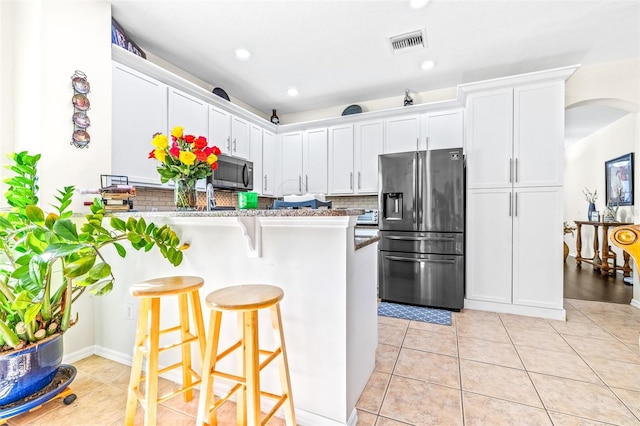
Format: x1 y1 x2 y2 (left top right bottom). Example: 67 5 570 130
281 132 304 195
262 131 276 196
422 109 464 151
250 124 263 194
466 82 564 189
466 186 563 309
355 120 384 194
281 129 328 195
384 115 420 153
329 121 383 195
208 106 250 159
328 124 355 194
112 62 168 186
231 115 250 159
303 128 328 194
168 88 208 138
168 88 209 190
463 72 571 318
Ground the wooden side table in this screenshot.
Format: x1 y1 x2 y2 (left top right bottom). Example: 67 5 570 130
574 220 632 277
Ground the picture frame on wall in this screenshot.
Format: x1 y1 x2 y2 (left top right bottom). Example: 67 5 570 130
605 153 634 206
111 18 146 59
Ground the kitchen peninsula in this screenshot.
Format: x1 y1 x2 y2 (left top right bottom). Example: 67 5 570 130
94 209 377 426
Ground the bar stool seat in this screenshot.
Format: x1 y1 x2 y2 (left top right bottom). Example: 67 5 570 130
125 276 207 426
196 284 295 426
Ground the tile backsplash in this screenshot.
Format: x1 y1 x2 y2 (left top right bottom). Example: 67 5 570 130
133 187 378 211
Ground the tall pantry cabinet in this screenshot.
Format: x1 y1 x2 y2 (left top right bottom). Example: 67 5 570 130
462 66 578 320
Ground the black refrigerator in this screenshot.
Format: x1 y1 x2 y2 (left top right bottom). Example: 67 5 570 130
378 148 465 310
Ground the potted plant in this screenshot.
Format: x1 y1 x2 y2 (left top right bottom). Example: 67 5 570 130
0 152 185 406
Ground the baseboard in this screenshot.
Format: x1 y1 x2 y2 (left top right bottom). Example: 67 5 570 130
463 299 566 320
631 298 640 310
62 345 96 364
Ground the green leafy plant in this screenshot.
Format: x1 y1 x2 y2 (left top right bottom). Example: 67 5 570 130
0 152 186 351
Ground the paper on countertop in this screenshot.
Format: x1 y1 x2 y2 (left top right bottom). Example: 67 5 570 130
77 188 101 194
283 193 326 202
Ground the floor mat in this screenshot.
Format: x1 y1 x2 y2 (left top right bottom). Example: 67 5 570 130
378 301 452 326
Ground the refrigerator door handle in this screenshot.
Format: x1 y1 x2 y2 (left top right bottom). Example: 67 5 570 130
515 158 518 183
415 152 421 227
386 235 455 241
514 192 518 216
509 192 512 216
384 255 456 264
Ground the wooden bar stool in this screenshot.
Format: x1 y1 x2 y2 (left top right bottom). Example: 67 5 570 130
125 276 207 426
196 284 295 426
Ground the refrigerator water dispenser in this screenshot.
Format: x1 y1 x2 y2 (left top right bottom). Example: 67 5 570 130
383 192 403 220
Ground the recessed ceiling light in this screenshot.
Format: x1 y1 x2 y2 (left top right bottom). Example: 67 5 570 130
287 87 299 97
410 0 430 9
234 48 252 60
421 60 435 70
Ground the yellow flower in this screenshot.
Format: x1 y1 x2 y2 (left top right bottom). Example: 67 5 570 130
154 148 166 163
179 151 196 166
206 153 218 165
151 134 168 149
171 126 184 139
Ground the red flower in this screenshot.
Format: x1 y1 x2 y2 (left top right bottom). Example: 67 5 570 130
211 162 218 171
183 134 195 143
169 145 180 158
148 149 156 159
194 136 207 150
212 146 221 156
195 150 208 162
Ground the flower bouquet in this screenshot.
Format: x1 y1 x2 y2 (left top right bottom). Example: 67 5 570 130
149 126 221 210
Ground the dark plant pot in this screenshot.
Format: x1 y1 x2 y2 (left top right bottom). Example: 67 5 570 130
0 334 63 406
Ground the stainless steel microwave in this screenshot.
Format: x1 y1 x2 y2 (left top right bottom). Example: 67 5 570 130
208 155 253 191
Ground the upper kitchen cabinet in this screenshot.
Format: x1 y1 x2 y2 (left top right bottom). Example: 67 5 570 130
465 81 565 189
168 88 208 138
422 109 464 151
249 125 276 197
208 105 250 159
303 128 328 194
262 131 277 197
112 62 168 186
328 120 383 195
384 115 419 153
281 132 304 195
281 129 328 195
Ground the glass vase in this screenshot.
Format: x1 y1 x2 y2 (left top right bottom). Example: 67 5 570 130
174 178 197 211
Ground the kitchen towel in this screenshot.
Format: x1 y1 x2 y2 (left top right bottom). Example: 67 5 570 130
377 302 452 326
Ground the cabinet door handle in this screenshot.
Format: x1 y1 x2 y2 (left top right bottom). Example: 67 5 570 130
264 175 267 191
233 138 237 152
515 158 518 183
299 175 302 192
514 192 518 217
509 158 513 183
350 172 353 190
305 175 309 192
358 171 361 189
226 136 231 152
508 193 512 217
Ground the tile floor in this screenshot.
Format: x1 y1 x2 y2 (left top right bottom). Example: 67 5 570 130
5 298 640 425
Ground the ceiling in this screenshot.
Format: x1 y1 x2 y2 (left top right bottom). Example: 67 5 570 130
110 0 639 119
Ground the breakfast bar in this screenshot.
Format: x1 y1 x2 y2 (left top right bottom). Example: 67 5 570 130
92 209 378 425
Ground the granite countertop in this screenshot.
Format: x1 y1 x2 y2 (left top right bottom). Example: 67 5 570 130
354 235 380 250
107 208 365 218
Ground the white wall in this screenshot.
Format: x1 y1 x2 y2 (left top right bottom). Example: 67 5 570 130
1 0 113 356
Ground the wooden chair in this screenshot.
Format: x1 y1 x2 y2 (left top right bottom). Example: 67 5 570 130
125 276 207 426
196 284 295 426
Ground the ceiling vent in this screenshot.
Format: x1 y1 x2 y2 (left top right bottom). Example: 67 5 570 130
389 29 426 54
